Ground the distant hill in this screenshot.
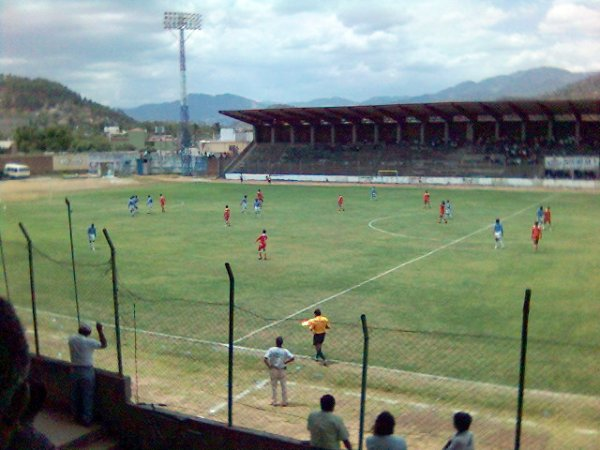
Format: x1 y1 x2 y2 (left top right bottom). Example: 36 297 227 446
546 73 600 99
124 67 593 122
123 93 264 123
407 67 591 103
0 74 136 134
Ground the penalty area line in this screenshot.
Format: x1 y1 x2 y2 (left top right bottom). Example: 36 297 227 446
234 196 555 345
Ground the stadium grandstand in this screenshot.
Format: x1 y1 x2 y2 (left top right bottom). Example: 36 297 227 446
220 99 600 181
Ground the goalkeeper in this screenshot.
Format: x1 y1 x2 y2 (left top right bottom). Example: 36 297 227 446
307 309 330 363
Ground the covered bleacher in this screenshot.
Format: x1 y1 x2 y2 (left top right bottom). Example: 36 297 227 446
220 100 600 179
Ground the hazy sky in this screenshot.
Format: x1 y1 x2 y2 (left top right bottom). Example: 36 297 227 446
1 0 600 108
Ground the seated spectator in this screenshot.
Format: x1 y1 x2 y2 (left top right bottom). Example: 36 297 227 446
442 411 474 450
307 394 352 449
0 297 54 450
366 411 407 450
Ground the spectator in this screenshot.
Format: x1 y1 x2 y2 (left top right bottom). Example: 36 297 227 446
263 336 294 407
307 394 352 450
68 322 107 426
366 411 407 450
9 380 55 449
442 411 474 450
0 297 31 450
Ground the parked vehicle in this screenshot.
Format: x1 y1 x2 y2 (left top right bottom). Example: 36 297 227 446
3 163 31 179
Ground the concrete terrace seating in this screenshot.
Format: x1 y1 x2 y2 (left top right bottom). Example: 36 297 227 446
227 142 547 178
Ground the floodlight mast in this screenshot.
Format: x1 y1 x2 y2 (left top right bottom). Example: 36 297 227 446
163 12 202 152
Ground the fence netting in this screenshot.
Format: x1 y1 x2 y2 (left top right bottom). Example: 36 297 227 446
3 231 599 449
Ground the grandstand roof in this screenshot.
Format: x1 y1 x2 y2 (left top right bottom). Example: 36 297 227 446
220 99 600 126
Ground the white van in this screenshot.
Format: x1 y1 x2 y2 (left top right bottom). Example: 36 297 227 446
3 163 31 179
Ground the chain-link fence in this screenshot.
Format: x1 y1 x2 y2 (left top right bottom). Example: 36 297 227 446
1 219 598 449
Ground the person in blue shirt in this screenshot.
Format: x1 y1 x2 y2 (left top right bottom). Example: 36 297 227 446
493 218 504 249
241 195 248 213
128 196 136 216
370 186 377 200
254 197 262 216
87 224 97 251
146 195 153 214
536 206 544 223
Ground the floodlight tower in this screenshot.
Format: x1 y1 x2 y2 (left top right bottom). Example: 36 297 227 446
163 12 202 152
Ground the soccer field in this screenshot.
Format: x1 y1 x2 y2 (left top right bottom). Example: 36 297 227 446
1 177 599 449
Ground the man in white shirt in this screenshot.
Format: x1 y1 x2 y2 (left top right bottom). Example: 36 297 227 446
68 322 107 426
263 336 294 406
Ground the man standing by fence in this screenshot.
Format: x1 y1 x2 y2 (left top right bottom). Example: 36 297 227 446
68 322 107 426
263 336 294 406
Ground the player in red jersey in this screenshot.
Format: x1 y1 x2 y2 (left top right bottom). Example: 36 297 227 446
438 201 447 224
531 221 542 251
224 205 231 227
543 207 551 230
337 195 344 212
257 189 264 203
256 229 268 260
423 190 431 208
159 193 166 213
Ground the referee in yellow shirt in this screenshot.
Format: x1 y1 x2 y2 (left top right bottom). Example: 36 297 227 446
307 309 330 363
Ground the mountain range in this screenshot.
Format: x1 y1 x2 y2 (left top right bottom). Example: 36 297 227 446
123 67 597 123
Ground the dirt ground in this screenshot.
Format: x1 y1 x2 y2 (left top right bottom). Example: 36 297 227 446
0 175 140 202
0 174 595 204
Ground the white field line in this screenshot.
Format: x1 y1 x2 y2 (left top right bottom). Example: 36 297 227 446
18 301 600 404
368 215 441 241
234 197 553 344
208 378 270 415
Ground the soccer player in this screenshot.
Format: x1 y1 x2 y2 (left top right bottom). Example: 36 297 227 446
224 205 231 226
159 193 166 213
423 190 431 208
256 229 268 260
536 206 544 224
337 195 345 212
128 196 136 216
445 199 453 219
543 206 552 230
307 309 330 363
146 195 153 213
438 201 447 224
257 189 264 204
531 221 542 251
493 218 504 249
87 223 97 251
241 194 248 213
254 197 262 216
370 186 377 200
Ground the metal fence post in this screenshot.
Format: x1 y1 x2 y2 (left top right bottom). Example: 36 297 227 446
65 198 81 326
225 262 235 427
358 314 369 450
19 222 39 355
0 229 10 300
103 228 123 376
515 288 532 450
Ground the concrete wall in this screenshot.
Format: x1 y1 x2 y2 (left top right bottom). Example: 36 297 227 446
0 154 53 175
225 172 599 190
29 356 313 450
52 153 90 172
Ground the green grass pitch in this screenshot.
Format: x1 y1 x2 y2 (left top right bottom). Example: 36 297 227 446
1 179 599 399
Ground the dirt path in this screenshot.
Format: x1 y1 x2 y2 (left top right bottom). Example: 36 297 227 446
0 176 140 202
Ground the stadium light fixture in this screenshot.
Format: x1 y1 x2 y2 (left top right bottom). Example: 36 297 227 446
163 12 202 154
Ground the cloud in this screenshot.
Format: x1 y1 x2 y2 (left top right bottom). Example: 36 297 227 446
0 0 598 108
539 1 600 37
